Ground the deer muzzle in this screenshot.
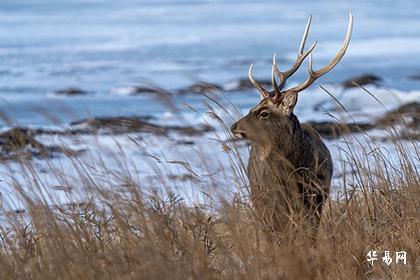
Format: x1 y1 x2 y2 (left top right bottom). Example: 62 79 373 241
230 120 247 139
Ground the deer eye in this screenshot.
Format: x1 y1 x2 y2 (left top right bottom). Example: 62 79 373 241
259 111 270 119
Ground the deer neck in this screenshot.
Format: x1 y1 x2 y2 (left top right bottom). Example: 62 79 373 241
251 144 273 161
250 114 303 162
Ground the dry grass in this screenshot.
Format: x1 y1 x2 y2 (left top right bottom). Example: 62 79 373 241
0 110 418 279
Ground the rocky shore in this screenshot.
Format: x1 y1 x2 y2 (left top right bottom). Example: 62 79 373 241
1 102 418 162
104 73 385 97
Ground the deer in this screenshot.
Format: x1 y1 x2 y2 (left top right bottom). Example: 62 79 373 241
230 14 353 241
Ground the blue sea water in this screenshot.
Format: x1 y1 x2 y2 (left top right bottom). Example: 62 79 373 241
0 0 419 126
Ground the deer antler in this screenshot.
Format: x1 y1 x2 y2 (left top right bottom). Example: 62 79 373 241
249 13 353 101
287 13 353 94
248 64 270 99
272 16 317 98
249 15 317 99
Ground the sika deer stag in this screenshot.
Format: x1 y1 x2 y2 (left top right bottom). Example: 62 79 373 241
231 14 353 240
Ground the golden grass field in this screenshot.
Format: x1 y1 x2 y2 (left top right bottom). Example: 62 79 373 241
0 105 418 280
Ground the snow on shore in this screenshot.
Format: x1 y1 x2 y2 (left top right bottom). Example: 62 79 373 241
0 87 418 211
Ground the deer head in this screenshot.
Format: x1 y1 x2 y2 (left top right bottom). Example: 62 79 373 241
231 13 353 147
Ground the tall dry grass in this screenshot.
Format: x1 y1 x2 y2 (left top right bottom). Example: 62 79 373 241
0 103 418 280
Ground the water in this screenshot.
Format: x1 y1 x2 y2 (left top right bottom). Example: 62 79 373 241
0 0 419 126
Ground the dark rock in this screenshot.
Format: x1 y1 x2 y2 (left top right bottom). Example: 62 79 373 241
177 82 223 95
168 174 197 182
375 102 420 129
307 103 419 140
342 74 382 88
305 122 375 139
376 102 420 128
114 86 172 97
28 127 87 136
397 131 420 141
51 185 73 192
70 116 214 136
71 116 166 135
131 86 168 95
172 124 213 136
0 128 39 151
0 116 213 145
0 128 81 161
177 140 195 145
54 87 87 96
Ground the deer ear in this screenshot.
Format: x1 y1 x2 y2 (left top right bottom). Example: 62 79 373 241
279 92 298 114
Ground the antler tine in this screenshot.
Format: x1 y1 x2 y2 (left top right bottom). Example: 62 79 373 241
248 64 270 98
272 54 281 98
299 15 312 54
290 12 354 93
273 16 317 91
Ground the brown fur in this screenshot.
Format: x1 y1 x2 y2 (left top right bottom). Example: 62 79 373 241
231 97 333 240
230 14 353 240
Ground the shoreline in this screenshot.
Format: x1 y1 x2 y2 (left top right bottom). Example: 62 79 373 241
0 101 417 211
